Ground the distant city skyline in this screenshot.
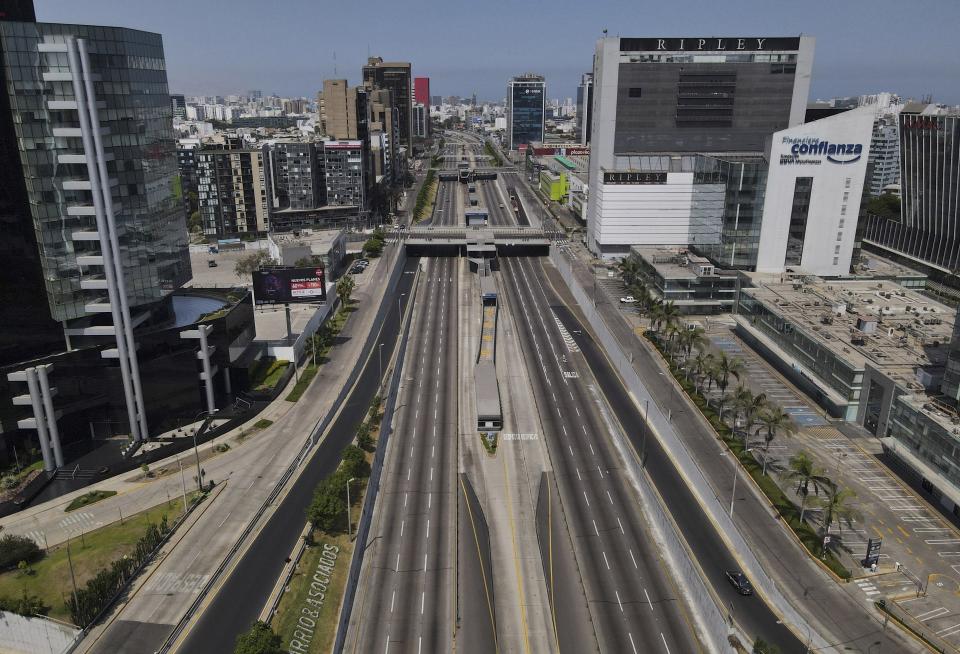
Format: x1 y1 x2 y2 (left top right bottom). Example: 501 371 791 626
34 0 960 105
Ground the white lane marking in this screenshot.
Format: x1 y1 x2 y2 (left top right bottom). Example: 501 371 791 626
426 519 430 539
592 520 600 537
602 551 611 570
569 445 574 456
616 589 624 612
430 467 434 481
576 407 580 416
644 587 653 610
628 632 638 654
630 549 639 569
421 591 425 614
404 493 408 508
431 445 435 458
428 494 432 509
576 468 582 481
598 465 604 479
607 490 614 505
418 636 422 654
385 635 391 654
583 491 590 507
216 511 232 529
661 632 671 654
408 468 412 481
400 520 405 538
390 590 396 612
396 553 400 571
424 553 428 571
617 517 625 535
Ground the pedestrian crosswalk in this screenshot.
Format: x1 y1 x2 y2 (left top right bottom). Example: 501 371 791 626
855 578 881 597
58 511 101 532
143 571 210 595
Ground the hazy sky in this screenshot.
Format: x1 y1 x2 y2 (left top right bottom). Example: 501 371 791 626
35 0 960 104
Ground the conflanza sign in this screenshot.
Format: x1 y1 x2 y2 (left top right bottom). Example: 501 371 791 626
780 136 864 166
287 543 340 653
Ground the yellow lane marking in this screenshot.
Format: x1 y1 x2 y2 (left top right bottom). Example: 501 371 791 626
503 455 532 654
460 477 499 653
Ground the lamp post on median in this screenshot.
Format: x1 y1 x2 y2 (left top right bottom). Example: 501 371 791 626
729 448 753 519
346 477 357 539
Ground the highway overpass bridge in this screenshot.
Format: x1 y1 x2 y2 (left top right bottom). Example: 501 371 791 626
403 226 550 257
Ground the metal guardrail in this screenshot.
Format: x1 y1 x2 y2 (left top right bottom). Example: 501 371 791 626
332 264 420 653
155 245 409 653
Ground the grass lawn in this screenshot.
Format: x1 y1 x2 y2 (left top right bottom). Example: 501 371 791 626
271 532 353 654
285 364 318 402
65 490 117 512
250 358 290 392
0 496 194 622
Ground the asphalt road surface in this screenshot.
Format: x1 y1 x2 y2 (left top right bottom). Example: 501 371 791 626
501 255 702 654
176 256 417 653
543 266 806 653
345 256 458 653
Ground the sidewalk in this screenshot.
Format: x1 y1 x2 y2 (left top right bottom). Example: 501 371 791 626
553 245 918 652
0 247 396 551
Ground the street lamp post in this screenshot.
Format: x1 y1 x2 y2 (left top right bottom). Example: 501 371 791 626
730 448 753 519
346 477 357 538
398 293 406 323
190 409 209 492
378 343 385 392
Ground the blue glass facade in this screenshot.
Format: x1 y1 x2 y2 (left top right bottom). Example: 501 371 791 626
508 76 545 150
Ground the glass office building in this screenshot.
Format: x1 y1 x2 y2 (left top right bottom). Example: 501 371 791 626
0 21 190 320
862 106 960 273
507 74 545 150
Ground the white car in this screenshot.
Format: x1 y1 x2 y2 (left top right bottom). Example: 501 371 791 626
620 296 637 304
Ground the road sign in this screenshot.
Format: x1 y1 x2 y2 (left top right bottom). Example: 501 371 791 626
863 537 882 567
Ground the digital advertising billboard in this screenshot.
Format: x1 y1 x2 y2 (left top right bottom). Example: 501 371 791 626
252 267 327 305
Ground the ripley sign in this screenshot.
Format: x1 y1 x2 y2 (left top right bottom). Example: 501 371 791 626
620 37 801 52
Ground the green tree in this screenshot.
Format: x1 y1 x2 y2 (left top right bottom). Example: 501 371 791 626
865 193 901 220
713 353 745 420
307 471 348 533
341 444 371 479
234 620 284 654
756 406 796 474
785 451 832 524
691 351 715 393
363 237 385 258
618 257 642 287
336 275 355 310
356 422 374 451
233 250 275 280
819 486 860 553
732 385 767 439
188 210 202 233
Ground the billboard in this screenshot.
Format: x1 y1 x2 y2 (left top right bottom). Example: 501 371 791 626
252 267 327 305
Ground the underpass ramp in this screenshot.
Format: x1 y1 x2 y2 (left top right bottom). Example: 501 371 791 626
535 472 600 653
458 473 499 654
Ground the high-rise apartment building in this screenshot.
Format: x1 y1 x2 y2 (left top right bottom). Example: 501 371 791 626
863 104 960 274
586 36 816 260
575 72 593 145
368 88 400 185
867 115 900 196
363 57 413 151
414 76 430 106
197 143 271 237
413 77 431 137
0 13 204 465
322 140 365 207
506 73 545 150
268 141 323 211
318 79 368 141
170 93 187 119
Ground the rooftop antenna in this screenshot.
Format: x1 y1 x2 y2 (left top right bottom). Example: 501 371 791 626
602 28 608 37
333 51 337 77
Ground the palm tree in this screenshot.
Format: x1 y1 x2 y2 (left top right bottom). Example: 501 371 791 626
618 257 642 287
659 301 680 334
756 406 795 475
682 326 706 360
714 353 745 421
731 385 756 433
819 486 860 555
691 352 715 393
785 451 833 524
703 361 720 396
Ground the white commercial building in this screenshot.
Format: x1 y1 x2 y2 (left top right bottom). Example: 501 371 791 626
756 107 875 276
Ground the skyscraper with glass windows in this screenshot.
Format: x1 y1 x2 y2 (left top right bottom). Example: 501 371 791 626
0 14 191 465
506 74 545 150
